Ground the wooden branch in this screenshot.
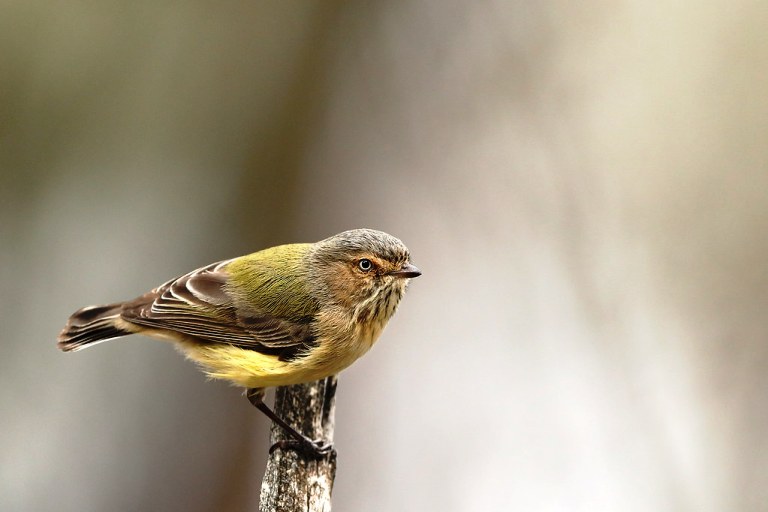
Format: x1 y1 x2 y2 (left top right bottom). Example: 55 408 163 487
259 376 338 512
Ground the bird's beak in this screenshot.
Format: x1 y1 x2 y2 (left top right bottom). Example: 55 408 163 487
389 263 422 279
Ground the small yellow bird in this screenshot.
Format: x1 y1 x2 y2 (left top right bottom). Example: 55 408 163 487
58 228 420 455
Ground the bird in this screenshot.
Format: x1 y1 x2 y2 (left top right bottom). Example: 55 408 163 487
58 228 421 456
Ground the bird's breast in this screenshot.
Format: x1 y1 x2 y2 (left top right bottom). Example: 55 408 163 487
293 307 387 377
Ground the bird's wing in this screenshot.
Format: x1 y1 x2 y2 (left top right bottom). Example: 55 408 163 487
120 260 316 359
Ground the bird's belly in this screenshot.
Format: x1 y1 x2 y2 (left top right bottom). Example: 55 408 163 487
176 326 383 389
299 320 385 376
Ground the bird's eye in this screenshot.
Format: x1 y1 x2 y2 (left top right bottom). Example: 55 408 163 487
358 259 373 272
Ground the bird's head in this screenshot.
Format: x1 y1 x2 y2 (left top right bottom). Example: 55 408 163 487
309 229 420 322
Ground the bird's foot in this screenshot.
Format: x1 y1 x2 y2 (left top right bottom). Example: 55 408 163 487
269 438 335 459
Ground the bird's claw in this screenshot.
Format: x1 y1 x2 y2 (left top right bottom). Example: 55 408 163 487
269 439 335 459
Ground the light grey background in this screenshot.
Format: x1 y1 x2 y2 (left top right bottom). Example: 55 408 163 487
2 1 767 511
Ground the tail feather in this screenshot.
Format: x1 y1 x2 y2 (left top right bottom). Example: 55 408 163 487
58 303 131 352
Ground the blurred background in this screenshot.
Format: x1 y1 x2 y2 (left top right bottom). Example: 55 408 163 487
2 1 767 511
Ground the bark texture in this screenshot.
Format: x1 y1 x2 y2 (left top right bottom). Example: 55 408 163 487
259 377 337 512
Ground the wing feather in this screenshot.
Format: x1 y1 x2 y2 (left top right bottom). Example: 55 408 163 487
121 260 315 359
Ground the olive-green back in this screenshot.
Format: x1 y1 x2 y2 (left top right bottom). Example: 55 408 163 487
225 243 318 321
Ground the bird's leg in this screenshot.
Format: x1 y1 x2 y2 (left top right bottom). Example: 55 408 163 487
246 388 333 458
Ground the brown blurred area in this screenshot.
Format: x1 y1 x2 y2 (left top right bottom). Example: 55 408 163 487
2 1 767 511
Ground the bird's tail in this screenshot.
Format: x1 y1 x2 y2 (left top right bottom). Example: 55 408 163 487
57 303 131 352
